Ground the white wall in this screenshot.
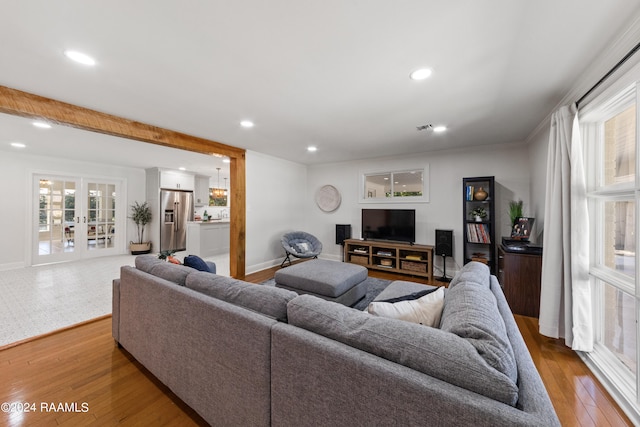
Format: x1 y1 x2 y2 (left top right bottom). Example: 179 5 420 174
245 150 307 273
0 151 146 270
527 121 550 243
306 143 531 277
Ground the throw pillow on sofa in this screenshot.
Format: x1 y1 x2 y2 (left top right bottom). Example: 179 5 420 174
184 255 211 272
367 286 444 327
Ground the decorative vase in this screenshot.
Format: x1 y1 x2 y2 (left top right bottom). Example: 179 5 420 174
475 215 482 222
474 187 488 201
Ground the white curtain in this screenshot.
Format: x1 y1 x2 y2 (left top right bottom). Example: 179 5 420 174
539 103 593 351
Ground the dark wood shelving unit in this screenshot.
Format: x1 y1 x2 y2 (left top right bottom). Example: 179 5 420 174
463 176 496 274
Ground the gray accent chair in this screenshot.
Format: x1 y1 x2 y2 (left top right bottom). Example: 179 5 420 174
280 231 323 267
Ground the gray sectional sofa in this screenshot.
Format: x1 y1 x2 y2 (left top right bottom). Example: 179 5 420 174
112 255 560 426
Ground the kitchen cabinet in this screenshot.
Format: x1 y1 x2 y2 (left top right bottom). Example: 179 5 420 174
194 175 210 206
186 221 230 257
160 170 194 190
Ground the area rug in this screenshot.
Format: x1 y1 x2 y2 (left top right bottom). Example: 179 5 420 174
260 277 391 310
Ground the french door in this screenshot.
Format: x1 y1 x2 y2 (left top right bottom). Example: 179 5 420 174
33 174 123 265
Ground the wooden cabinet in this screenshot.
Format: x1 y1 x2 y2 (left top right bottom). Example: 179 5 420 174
497 245 542 317
463 176 496 274
344 239 433 282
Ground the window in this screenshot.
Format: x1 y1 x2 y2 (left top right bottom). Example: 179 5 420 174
582 81 639 411
361 167 429 203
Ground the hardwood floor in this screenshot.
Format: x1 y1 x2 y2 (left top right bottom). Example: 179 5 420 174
0 266 633 426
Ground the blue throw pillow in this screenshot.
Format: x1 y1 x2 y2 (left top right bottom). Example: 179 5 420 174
184 255 211 272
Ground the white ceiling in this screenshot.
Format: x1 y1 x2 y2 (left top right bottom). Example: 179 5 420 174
1 0 639 175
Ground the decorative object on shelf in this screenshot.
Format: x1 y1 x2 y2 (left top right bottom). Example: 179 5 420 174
508 200 523 225
380 259 393 267
129 201 152 254
511 217 535 241
471 253 489 265
315 184 341 212
474 187 488 201
470 207 487 222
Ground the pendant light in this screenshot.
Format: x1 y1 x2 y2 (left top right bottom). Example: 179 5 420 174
215 168 223 198
223 178 228 196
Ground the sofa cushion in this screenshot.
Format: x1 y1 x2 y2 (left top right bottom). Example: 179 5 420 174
135 254 193 286
287 295 519 405
440 268 518 385
184 255 211 272
448 260 490 289
186 272 298 322
367 286 444 327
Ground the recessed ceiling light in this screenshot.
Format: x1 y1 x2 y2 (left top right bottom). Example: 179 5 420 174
433 126 447 133
33 121 52 129
64 50 96 66
240 120 254 128
410 68 432 80
11 142 26 148
178 167 186 171
307 146 317 152
223 158 231 163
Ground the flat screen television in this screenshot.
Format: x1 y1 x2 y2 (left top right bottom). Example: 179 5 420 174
361 209 416 243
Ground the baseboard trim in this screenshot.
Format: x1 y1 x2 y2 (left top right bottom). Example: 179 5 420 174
0 261 26 271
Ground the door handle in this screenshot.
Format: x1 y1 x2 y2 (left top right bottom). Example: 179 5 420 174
175 202 179 231
83 216 87 223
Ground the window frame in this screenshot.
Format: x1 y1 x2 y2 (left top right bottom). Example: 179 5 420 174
359 166 429 204
582 79 640 409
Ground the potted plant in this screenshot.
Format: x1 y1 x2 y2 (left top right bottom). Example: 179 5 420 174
129 201 152 254
508 200 523 225
470 207 487 222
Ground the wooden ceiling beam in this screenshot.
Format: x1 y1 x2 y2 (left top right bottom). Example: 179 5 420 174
0 85 245 159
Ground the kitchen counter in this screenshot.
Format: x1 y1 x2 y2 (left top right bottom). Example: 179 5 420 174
186 221 230 257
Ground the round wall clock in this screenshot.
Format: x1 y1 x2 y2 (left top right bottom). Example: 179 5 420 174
315 185 341 212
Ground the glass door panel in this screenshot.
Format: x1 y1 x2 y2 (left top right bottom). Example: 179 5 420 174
33 176 121 265
86 182 118 253
34 176 81 264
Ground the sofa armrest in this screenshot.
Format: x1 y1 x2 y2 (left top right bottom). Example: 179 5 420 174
112 278 120 342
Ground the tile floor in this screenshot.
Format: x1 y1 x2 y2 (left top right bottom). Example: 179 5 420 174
0 252 229 347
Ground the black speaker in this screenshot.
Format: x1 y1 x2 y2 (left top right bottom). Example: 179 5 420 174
435 229 453 257
336 224 352 245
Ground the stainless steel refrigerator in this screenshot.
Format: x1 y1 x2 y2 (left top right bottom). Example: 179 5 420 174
160 189 194 252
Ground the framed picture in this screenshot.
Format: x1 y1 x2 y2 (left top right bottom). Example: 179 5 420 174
511 217 535 240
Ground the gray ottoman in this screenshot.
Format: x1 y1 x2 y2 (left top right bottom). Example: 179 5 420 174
275 259 368 306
